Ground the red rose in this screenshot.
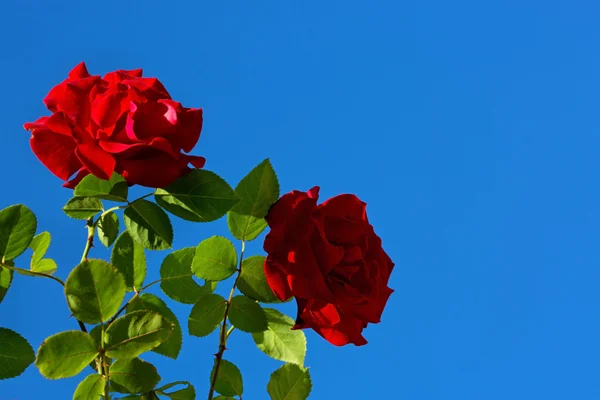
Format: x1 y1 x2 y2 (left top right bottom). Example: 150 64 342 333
263 187 394 346
24 62 205 188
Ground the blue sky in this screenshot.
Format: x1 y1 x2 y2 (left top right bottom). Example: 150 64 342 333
1 1 600 399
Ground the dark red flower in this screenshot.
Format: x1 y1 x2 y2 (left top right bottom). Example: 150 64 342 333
263 187 395 346
24 62 205 188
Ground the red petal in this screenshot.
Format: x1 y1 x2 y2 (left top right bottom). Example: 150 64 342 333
320 194 367 220
44 76 99 128
99 137 178 159
126 100 178 143
123 77 171 100
178 107 203 153
309 221 345 275
286 241 333 301
117 152 190 188
44 112 74 137
308 301 341 326
63 168 90 189
311 317 368 346
264 190 318 254
103 69 143 84
307 186 320 198
187 155 206 168
30 130 81 181
91 90 128 130
75 144 115 180
68 62 91 79
24 116 50 131
263 256 293 301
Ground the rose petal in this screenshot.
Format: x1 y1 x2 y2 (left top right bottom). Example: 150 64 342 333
68 62 91 79
177 106 203 153
123 77 171 100
24 116 50 132
308 301 341 326
117 151 190 188
126 100 178 143
63 167 90 189
307 186 320 199
309 222 345 275
320 194 367 220
187 155 206 168
311 317 368 346
99 137 179 159
75 143 115 180
30 130 81 181
103 69 143 84
44 76 99 126
264 190 318 254
286 241 333 301
264 256 293 301
92 90 128 130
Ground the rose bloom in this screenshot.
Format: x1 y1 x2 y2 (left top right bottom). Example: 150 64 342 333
263 186 394 346
24 62 205 188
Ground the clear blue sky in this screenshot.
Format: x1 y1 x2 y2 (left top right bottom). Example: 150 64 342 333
1 1 599 399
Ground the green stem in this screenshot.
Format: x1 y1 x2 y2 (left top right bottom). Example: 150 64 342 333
207 240 245 400
140 278 162 292
107 293 139 327
0 263 65 286
226 326 235 339
0 262 88 332
101 323 110 400
129 191 155 204
80 218 95 263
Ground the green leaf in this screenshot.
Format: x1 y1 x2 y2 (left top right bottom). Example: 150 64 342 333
63 197 104 220
73 374 107 400
0 265 12 304
155 170 239 222
0 204 37 261
0 328 35 380
32 258 58 274
192 236 237 281
105 310 173 359
29 231 57 274
65 259 127 324
229 295 268 333
74 173 128 202
98 211 120 247
155 381 196 399
110 358 160 394
237 256 280 303
252 308 306 366
267 363 312 400
160 247 216 304
111 231 146 292
188 294 227 337
210 359 243 397
213 397 236 400
227 159 279 241
29 231 50 265
124 200 173 250
35 330 99 379
127 294 182 359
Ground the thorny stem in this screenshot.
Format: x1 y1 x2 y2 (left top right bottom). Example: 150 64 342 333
207 240 246 400
80 218 95 263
